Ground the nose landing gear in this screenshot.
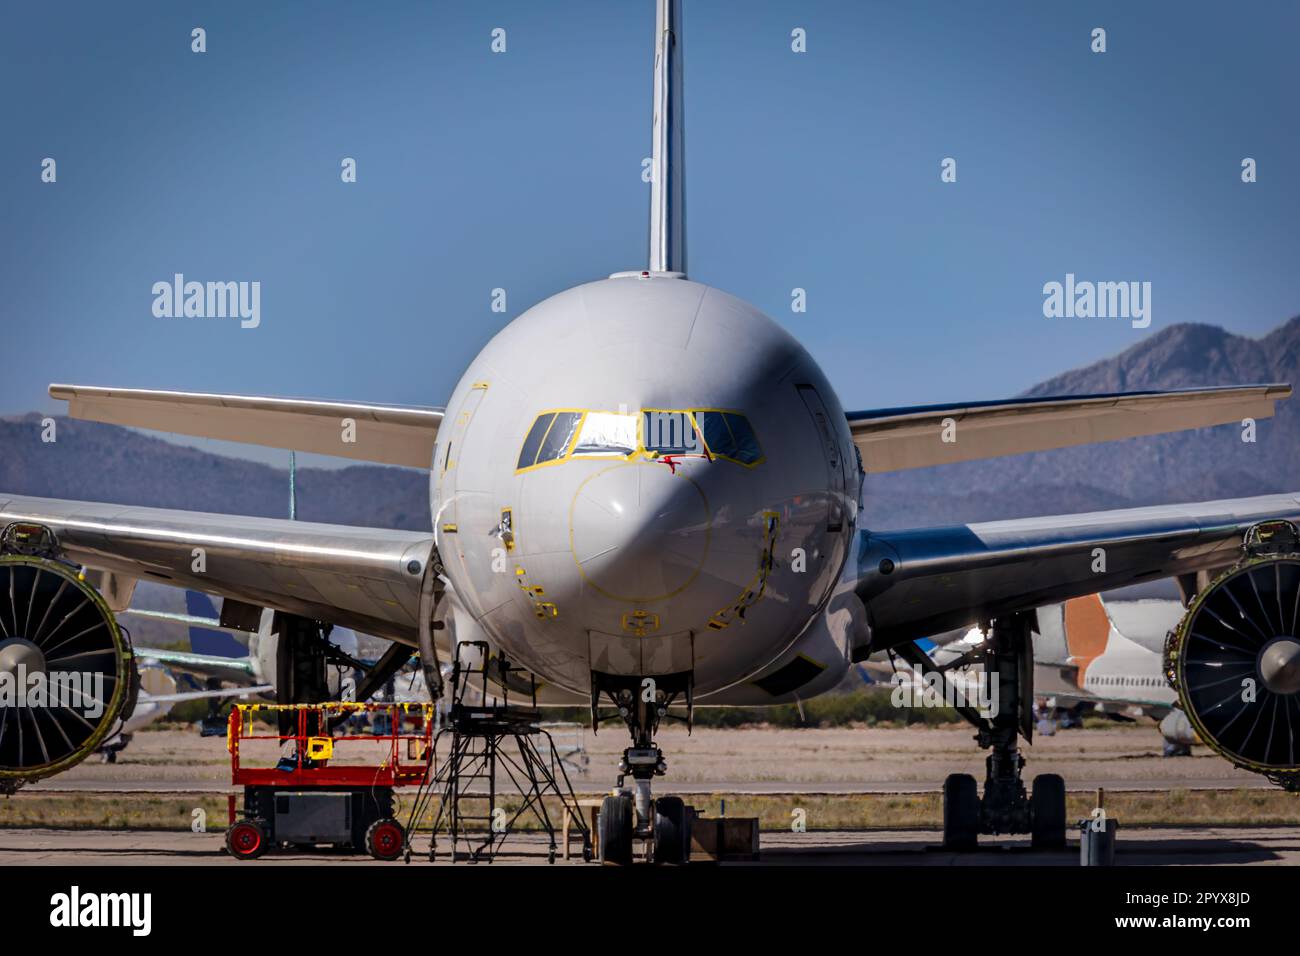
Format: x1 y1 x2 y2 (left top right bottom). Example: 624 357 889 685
592 670 692 865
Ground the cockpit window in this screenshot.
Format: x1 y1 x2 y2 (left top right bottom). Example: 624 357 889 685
517 412 557 470
693 411 764 465
572 412 638 457
517 410 583 470
516 407 763 472
694 411 731 459
535 411 582 465
642 410 703 457
722 412 762 465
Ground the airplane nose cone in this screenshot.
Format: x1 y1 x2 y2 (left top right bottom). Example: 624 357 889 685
569 463 711 602
0 638 46 677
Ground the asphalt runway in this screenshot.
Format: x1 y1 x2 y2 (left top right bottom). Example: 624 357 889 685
2 826 1297 866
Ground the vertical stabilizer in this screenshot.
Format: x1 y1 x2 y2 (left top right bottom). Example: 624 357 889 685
1062 594 1112 681
648 0 686 275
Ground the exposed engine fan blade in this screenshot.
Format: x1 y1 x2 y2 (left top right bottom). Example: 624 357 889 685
0 556 133 791
1167 552 1300 788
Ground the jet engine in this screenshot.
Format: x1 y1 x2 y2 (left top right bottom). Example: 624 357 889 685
0 554 133 792
1165 521 1300 790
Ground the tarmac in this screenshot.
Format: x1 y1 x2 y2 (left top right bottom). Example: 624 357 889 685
25 777 1276 794
2 825 1297 865
6 726 1294 866
19 725 1275 795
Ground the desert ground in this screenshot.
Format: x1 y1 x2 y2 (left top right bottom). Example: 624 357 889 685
18 720 1268 793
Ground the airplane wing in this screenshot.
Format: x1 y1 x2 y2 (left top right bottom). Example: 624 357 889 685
140 684 274 705
49 384 443 468
856 492 1300 648
120 606 252 638
134 647 258 684
0 495 433 644
846 384 1289 473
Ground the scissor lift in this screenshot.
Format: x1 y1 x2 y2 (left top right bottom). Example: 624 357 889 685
225 701 434 860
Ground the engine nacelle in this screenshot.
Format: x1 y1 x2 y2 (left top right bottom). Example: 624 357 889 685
0 555 133 792
1165 521 1300 790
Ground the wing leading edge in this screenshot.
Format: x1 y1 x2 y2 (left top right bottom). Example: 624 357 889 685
50 384 443 468
0 494 433 644
847 384 1290 473
856 492 1300 650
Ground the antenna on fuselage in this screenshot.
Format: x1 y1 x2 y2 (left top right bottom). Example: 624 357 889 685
648 0 686 275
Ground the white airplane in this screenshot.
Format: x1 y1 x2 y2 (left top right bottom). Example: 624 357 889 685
126 593 433 728
121 474 424 735
127 603 355 697
903 595 1196 756
124 599 361 729
1034 594 1194 753
96 663 272 762
90 591 286 759
1 0 1299 858
141 462 425 712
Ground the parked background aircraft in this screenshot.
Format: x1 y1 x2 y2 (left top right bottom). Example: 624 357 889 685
126 591 428 725
886 595 1196 757
117 468 426 740
96 666 270 762
1035 595 1196 756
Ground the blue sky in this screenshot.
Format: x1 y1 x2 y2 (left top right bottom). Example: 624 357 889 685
4 0 1298 465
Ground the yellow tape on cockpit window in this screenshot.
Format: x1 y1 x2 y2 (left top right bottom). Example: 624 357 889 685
514 408 587 474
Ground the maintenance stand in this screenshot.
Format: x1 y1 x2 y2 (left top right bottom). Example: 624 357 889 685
403 642 590 863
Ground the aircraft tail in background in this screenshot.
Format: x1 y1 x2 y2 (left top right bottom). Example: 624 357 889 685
184 591 247 658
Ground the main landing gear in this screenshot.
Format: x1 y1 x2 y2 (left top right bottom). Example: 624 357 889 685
897 611 1067 851
592 671 692 865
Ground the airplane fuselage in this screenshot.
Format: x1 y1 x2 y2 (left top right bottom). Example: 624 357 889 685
431 274 860 698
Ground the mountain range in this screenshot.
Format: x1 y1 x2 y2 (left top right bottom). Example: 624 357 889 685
2 316 1296 540
864 317 1299 529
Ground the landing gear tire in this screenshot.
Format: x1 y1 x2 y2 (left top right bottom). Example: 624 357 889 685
652 795 689 865
1030 773 1067 849
942 773 980 850
598 793 634 866
365 818 406 861
225 820 268 860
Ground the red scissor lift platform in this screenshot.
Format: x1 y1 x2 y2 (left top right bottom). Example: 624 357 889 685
225 701 434 860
